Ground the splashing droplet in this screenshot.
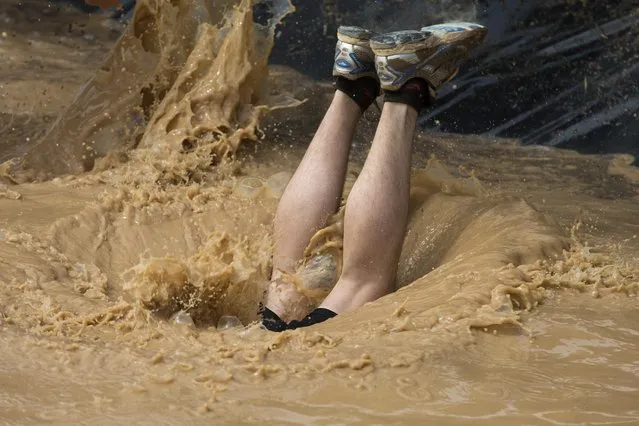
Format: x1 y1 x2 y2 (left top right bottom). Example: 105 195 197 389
266 171 292 198
171 310 194 327
235 177 264 198
217 315 243 330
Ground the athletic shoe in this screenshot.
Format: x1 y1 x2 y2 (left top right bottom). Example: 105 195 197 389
333 26 378 81
370 22 487 93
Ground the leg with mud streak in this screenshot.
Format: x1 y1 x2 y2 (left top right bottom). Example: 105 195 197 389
287 92 425 330
266 24 486 330
261 26 380 330
263 90 362 324
286 22 488 329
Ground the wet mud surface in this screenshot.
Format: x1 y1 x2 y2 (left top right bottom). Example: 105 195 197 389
0 0 638 424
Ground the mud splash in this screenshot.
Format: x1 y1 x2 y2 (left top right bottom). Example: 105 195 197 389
3 0 292 180
1 0 638 424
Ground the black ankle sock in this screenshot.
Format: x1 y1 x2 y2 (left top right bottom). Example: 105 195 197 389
334 76 380 111
288 308 337 330
261 307 288 332
383 78 432 112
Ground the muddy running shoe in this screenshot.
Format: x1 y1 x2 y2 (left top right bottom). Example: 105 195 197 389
370 22 486 93
333 26 378 81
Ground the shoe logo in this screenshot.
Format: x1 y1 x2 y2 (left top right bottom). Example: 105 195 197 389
379 73 393 83
336 58 352 69
336 52 374 75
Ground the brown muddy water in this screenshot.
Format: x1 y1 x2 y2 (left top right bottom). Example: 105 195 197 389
0 0 638 424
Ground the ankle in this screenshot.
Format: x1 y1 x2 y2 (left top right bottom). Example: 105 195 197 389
334 76 380 111
320 277 393 314
265 278 313 322
383 78 431 112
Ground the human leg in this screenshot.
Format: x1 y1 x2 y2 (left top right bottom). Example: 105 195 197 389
319 98 418 314
263 27 379 327
288 23 488 329
264 90 361 324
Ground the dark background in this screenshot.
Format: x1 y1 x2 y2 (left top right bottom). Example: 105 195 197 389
56 0 639 162
268 0 639 162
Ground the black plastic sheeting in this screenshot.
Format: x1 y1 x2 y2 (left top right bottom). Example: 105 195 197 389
268 0 639 161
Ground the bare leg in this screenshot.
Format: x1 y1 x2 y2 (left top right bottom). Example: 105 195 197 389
265 90 361 321
320 102 417 313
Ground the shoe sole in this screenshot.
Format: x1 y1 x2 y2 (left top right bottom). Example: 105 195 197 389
337 26 376 45
371 30 442 56
420 22 487 36
420 22 487 52
371 23 486 56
